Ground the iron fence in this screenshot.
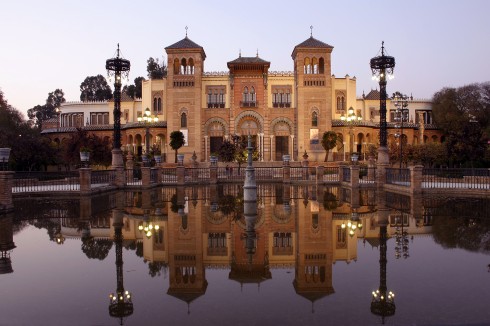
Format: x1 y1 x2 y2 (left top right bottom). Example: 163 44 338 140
342 167 351 183
185 168 210 183
360 166 376 184
323 167 340 183
423 168 490 189
126 168 142 185
91 170 115 188
13 171 80 193
161 168 177 184
386 168 411 186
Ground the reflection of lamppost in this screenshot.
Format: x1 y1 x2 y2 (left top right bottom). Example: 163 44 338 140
109 218 133 325
370 42 395 163
106 44 130 168
137 107 159 166
341 208 362 237
138 209 160 239
370 224 396 324
341 106 362 160
392 92 409 169
394 209 409 259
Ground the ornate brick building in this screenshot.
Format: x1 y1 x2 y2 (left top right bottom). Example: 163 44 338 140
42 33 439 163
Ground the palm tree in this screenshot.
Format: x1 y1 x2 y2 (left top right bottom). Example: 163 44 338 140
321 131 338 162
169 131 185 163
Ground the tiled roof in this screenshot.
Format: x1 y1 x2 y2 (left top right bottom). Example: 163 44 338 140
165 36 206 59
364 89 380 100
108 92 134 102
294 36 334 49
227 56 270 65
165 36 202 49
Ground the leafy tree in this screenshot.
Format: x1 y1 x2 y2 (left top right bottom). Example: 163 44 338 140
81 237 113 260
123 76 145 99
169 131 185 163
432 82 490 167
80 74 112 101
321 131 338 162
62 128 112 168
147 57 167 79
27 89 65 129
217 140 236 162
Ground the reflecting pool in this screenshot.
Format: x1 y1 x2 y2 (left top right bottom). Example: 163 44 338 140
1 185 490 325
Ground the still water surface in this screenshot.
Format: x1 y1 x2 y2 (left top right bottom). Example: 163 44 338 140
1 185 489 325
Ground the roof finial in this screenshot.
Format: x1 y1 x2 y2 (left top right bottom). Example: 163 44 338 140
256 48 259 57
117 43 120 58
310 25 313 37
185 26 188 37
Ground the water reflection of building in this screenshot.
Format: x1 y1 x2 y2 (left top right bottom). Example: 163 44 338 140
39 185 440 307
167 187 207 312
294 193 334 309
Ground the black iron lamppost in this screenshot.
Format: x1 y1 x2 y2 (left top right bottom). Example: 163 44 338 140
392 92 409 169
341 106 362 161
370 42 395 163
137 107 159 166
106 44 130 168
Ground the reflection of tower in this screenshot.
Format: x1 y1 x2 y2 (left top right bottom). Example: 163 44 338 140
108 210 133 325
229 135 271 286
167 186 207 313
0 214 16 274
293 195 334 312
371 196 396 324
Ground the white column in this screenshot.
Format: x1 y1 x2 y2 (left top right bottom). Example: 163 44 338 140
204 136 209 162
290 135 295 161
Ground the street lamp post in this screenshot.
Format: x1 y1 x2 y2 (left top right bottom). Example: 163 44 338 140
137 107 159 166
341 106 362 161
392 92 409 169
370 42 395 164
106 44 130 168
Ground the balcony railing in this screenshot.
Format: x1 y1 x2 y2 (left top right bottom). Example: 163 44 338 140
272 102 291 108
207 103 225 109
240 101 258 108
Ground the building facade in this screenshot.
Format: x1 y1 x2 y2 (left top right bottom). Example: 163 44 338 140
42 34 439 163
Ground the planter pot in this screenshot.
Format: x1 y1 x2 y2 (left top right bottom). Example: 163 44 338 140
80 151 90 162
0 148 11 163
177 154 185 165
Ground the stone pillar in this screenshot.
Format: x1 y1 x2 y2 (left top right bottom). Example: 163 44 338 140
79 168 91 194
351 165 360 188
177 166 185 185
270 135 274 161
0 172 14 212
290 135 295 161
410 165 424 195
282 155 291 184
209 156 218 184
114 167 126 188
141 167 151 188
376 147 389 190
204 136 209 162
338 163 345 184
316 165 324 184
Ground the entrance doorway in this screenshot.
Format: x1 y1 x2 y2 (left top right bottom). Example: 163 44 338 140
210 137 223 155
275 136 289 161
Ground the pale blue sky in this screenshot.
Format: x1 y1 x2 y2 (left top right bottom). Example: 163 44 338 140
1 0 489 118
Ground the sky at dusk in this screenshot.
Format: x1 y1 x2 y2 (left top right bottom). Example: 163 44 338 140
1 0 489 119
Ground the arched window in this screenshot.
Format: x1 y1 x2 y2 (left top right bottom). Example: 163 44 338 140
243 87 249 102
153 98 157 112
250 87 256 102
312 111 318 127
304 57 311 74
188 58 194 74
181 58 187 75
319 57 325 74
312 57 318 74
181 112 187 128
157 98 161 113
